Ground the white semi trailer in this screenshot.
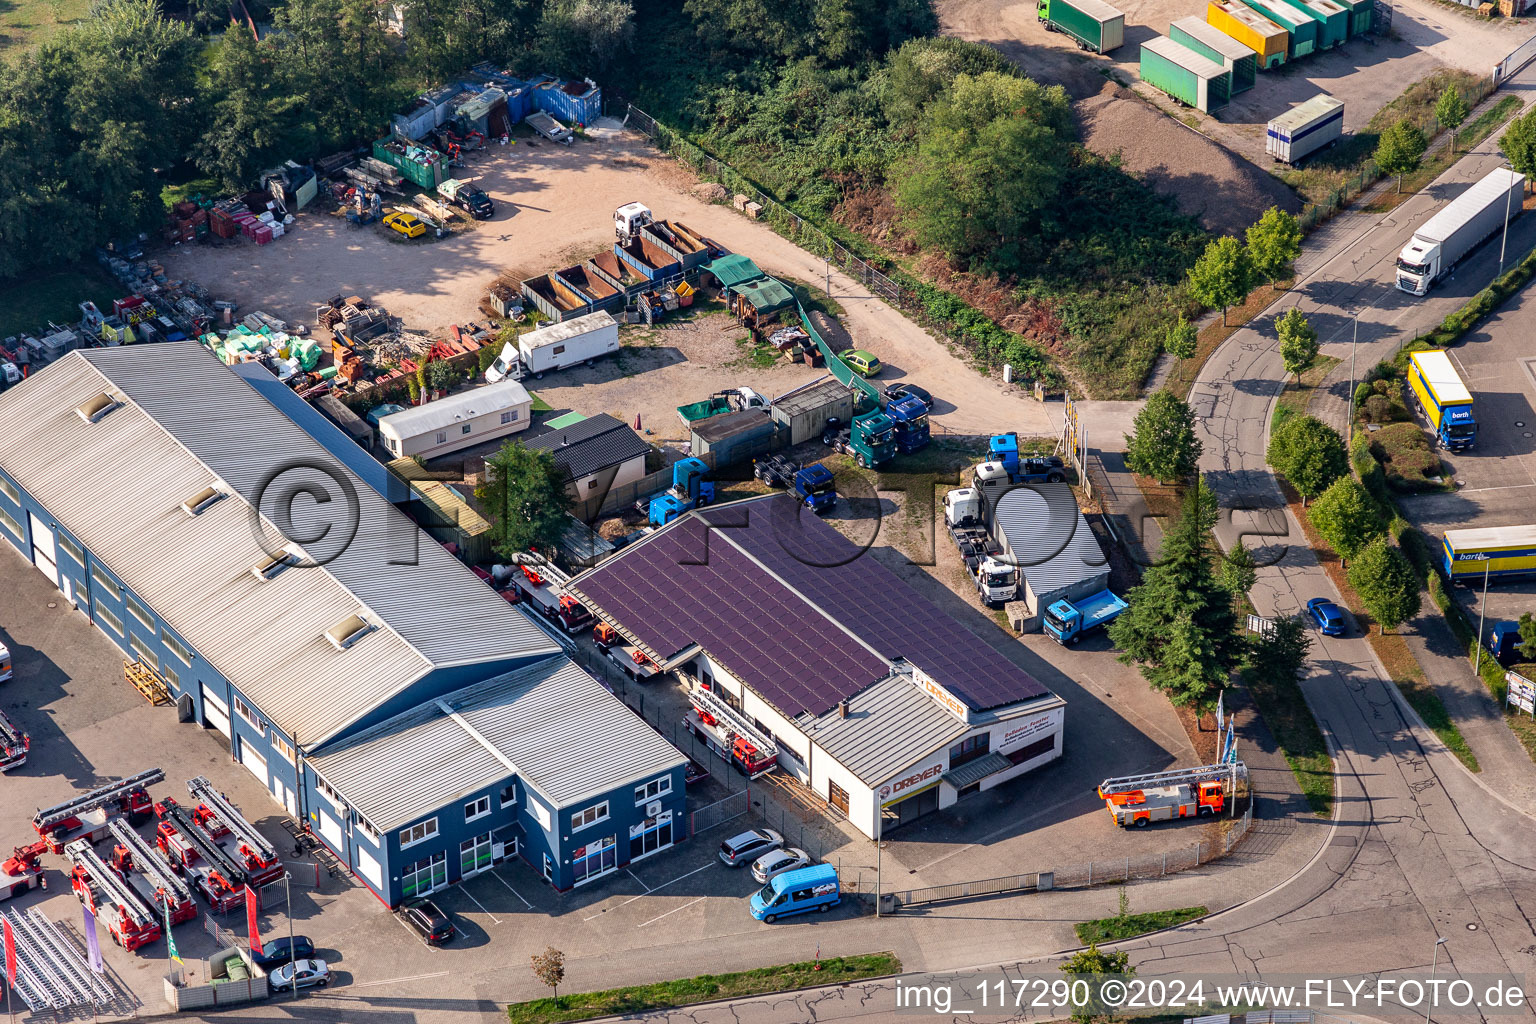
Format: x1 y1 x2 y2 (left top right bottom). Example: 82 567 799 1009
1396 168 1525 295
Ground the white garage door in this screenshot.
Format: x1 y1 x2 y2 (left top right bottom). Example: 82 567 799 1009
355 847 384 890
27 513 56 564
202 684 231 736
239 738 268 786
318 811 344 850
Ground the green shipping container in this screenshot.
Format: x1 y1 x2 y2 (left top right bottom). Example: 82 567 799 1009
1274 0 1347 48
1040 0 1126 52
1239 0 1318 57
371 139 447 190
1333 0 1372 36
1140 36 1232 113
1169 16 1257 93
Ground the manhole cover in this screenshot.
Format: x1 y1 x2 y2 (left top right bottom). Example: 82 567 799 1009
47 601 57 609
1468 923 1480 931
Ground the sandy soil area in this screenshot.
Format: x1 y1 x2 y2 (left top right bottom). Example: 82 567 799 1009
162 125 1066 437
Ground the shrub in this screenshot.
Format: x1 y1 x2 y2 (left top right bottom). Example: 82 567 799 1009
1370 422 1444 490
1362 394 1394 423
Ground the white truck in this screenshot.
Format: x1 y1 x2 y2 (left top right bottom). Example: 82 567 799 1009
1396 168 1525 295
485 310 620 382
942 487 1019 605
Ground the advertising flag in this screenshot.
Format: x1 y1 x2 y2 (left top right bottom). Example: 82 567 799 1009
245 884 261 956
83 903 104 974
4 916 16 985
165 900 181 965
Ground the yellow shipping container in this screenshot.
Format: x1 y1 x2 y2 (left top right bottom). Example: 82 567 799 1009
1207 1 1288 67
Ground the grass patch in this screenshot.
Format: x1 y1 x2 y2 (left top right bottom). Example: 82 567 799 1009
1270 355 1341 433
734 334 780 369
504 953 902 1024
528 392 553 413
161 175 221 210
1365 94 1520 212
1166 278 1293 403
1241 654 1335 816
781 276 845 318
1367 422 1446 491
0 261 120 341
0 0 93 52
1075 907 1208 944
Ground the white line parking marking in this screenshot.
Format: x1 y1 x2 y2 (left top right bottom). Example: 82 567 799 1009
627 869 652 892
393 914 439 951
637 895 705 928
490 869 532 909
351 971 451 989
457 880 502 924
584 862 715 920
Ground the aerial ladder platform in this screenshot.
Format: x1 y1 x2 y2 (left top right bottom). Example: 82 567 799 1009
65 838 162 951
1 906 114 1010
0 707 29 771
1097 762 1247 828
32 768 163 851
687 684 778 777
106 818 196 925
154 797 249 912
187 775 284 886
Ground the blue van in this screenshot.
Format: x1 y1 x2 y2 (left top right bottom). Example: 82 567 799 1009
749 864 840 922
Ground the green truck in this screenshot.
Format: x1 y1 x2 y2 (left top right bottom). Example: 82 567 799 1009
822 410 896 469
1140 36 1232 114
1038 0 1125 53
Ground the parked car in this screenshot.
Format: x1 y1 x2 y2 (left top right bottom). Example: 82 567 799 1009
383 212 427 239
719 828 784 867
884 382 932 409
1306 598 1347 637
251 936 315 970
399 897 456 945
838 349 882 378
268 959 330 990
750 847 811 885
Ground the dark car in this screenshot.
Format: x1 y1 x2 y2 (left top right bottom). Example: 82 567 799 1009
884 382 933 409
718 828 783 867
399 898 456 945
1307 598 1347 637
251 936 315 970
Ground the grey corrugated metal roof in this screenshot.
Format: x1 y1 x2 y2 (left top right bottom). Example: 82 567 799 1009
803 672 969 785
772 379 849 418
309 656 686 827
941 751 1013 789
694 409 773 443
993 485 1109 596
0 346 558 748
375 380 531 439
523 413 651 480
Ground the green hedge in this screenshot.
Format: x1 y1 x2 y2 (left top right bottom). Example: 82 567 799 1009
1414 237 1536 348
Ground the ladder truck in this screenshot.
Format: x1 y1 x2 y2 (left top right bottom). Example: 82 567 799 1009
1 841 48 902
106 818 196 925
684 684 778 777
1097 762 1247 828
187 775 285 888
31 768 164 852
65 838 162 951
154 797 251 912
511 559 594 634
0 707 29 771
1 905 115 1012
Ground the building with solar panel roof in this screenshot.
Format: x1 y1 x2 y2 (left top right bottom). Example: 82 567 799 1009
568 493 1066 837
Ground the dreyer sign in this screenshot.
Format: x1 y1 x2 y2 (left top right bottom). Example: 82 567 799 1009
879 763 944 804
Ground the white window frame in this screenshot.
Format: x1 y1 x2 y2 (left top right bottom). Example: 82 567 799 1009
460 423 472 435
128 633 157 668
233 695 264 733
499 783 517 808
163 631 193 666
0 474 17 505
500 410 518 425
634 776 672 805
314 775 345 811
399 817 439 849
126 593 155 632
161 662 180 691
270 733 295 764
464 796 491 823
435 430 447 444
95 605 123 636
528 796 552 831
571 801 610 832
353 811 380 842
0 506 20 541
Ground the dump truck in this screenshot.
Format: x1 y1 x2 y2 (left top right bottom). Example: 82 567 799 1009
1044 589 1128 645
1395 168 1526 296
1266 94 1344 164
1141 36 1232 114
1098 762 1246 827
1038 0 1126 52
1407 349 1477 450
485 310 620 382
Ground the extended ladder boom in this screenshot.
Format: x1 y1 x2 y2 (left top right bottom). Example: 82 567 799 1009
1098 761 1245 797
2 907 114 1011
65 839 155 926
107 817 192 904
187 776 277 863
33 768 164 831
691 686 778 757
159 798 248 884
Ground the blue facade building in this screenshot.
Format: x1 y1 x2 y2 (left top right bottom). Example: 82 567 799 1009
0 343 686 905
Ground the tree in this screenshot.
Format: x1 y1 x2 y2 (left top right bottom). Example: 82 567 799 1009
881 36 1015 130
1518 611 1536 659
1164 314 1198 382
1123 391 1202 484
428 359 457 393
477 442 575 557
1109 484 1244 712
1266 415 1347 504
534 0 636 76
1187 236 1252 325
894 72 1074 268
1308 476 1386 563
1499 108 1536 190
1375 119 1428 194
531 946 566 1001
1347 538 1421 634
1435 85 1469 154
1060 943 1133 1024
1217 542 1257 606
1245 206 1302 288
1249 614 1312 683
197 32 309 191
1276 308 1319 385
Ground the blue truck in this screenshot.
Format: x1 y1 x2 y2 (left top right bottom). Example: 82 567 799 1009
644 458 716 526
1044 589 1128 645
754 455 837 513
885 394 930 453
989 433 1068 483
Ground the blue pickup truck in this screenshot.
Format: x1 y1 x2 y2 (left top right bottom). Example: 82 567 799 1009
1044 589 1128 645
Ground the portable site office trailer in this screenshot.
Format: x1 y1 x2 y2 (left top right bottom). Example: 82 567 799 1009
1140 36 1232 113
1274 0 1347 48
1169 16 1257 92
1207 1 1288 67
376 380 533 460
1266 94 1345 163
1239 0 1319 57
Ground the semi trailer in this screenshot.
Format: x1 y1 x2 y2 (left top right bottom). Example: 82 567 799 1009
1206 1 1288 68
1441 525 1536 584
1395 168 1525 295
1038 0 1126 52
1140 36 1232 114
1169 16 1258 93
1266 94 1344 164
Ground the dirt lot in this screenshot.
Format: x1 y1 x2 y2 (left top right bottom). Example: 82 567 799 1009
160 124 1061 438
937 0 1528 231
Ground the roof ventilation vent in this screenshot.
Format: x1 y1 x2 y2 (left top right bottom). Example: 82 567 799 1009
181 485 224 517
75 393 118 424
251 549 295 581
325 613 372 651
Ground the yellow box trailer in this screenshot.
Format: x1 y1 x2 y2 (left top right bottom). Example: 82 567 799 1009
1207 1 1288 67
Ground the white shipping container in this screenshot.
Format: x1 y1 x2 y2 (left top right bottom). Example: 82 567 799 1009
1266 94 1345 164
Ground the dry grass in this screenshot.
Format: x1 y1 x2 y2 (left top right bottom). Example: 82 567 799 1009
1167 279 1292 402
1271 356 1342 433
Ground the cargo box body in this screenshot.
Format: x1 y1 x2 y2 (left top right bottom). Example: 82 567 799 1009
1140 36 1232 113
1170 16 1258 92
1266 94 1344 163
1042 0 1127 52
1206 1 1288 66
1274 0 1347 48
1239 0 1318 57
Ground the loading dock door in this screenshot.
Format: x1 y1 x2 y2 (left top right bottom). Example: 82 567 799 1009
201 683 231 736
239 737 269 786
28 513 59 588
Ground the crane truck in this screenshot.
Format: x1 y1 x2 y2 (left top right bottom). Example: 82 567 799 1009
685 684 778 777
1396 168 1525 295
32 769 163 852
106 818 197 925
0 707 29 772
1098 762 1246 828
511 559 595 633
66 838 163 951
1 842 47 902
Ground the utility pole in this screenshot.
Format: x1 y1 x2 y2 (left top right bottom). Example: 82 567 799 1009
1474 559 1491 674
874 810 882 919
286 872 297 1000
1426 937 1448 1024
1500 168 1514 277
1348 311 1360 428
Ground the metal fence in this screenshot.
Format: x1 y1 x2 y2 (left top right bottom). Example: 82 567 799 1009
1494 28 1536 84
202 913 241 949
888 871 1045 909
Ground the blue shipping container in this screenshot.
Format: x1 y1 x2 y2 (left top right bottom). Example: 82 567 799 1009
531 76 602 126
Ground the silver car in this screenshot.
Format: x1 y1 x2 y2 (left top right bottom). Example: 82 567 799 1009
269 959 331 990
750 847 811 885
719 828 783 867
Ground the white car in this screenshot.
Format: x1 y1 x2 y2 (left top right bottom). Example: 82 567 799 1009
750 847 812 885
269 959 331 990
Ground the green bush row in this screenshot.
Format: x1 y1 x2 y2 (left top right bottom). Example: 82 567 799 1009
1415 239 1536 348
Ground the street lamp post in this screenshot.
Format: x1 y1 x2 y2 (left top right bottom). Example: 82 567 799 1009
1426 936 1448 1024
1474 559 1492 674
1499 169 1514 277
874 811 883 919
1347 311 1360 428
